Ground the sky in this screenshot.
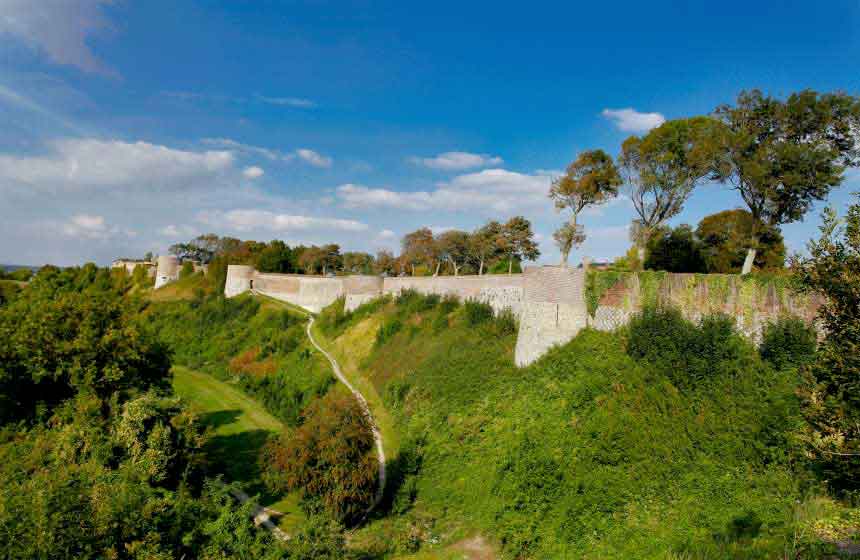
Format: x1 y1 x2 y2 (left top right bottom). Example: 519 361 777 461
1 0 860 267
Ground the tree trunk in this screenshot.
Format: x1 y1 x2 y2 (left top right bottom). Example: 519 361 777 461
508 257 513 275
637 246 645 266
560 249 570 267
478 259 484 276
434 261 441 276
411 264 415 276
741 248 756 275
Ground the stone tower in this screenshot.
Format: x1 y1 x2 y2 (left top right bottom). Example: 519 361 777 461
154 255 180 289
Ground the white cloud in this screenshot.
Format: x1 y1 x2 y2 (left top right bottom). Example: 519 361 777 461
409 151 503 171
159 224 197 238
257 96 316 108
377 229 396 239
336 168 553 213
201 138 332 168
197 209 368 233
0 138 233 192
601 108 666 133
243 165 264 180
57 213 136 240
0 0 115 75
295 148 332 168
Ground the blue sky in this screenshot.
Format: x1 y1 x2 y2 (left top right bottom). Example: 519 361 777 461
1 0 859 266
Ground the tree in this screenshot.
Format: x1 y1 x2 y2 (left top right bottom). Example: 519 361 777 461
401 227 437 276
644 224 706 273
549 149 621 264
712 89 860 273
499 216 540 274
320 244 342 275
342 252 375 274
620 117 719 263
255 240 295 273
436 230 470 276
261 393 378 524
467 221 503 275
298 246 324 274
374 250 397 276
793 196 860 490
696 209 785 273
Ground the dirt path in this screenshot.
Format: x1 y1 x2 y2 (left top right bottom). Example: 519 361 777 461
305 315 387 512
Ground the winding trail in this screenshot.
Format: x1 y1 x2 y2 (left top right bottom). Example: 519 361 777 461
305 315 387 512
252 290 387 513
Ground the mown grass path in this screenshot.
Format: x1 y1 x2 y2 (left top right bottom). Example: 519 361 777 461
172 365 298 539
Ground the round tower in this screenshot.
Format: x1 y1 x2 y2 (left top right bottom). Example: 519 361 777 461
154 255 180 289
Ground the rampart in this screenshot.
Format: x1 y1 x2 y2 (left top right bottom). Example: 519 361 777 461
224 265 821 366
154 255 179 289
587 272 822 343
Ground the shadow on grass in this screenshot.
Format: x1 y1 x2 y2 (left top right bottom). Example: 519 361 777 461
205 429 282 505
198 409 243 430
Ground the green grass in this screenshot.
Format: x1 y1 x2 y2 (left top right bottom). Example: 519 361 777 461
313 295 826 559
171 365 306 532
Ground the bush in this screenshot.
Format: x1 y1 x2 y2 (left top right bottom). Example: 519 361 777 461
261 393 378 524
375 319 403 347
464 300 494 326
395 289 438 315
627 306 747 389
439 294 459 314
494 307 518 336
759 316 817 370
179 261 194 279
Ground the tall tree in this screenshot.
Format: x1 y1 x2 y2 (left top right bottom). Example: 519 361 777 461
619 117 719 263
374 250 397 276
436 230 470 276
794 196 860 490
320 244 342 275
499 216 540 274
549 149 622 264
255 240 295 273
467 221 503 275
696 209 785 273
342 251 375 274
712 89 860 273
401 227 437 276
644 224 706 273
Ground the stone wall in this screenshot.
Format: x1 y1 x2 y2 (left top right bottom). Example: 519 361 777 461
587 272 822 343
154 255 180 289
382 274 526 314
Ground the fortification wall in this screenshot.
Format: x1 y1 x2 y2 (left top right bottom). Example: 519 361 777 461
382 274 527 314
587 272 822 343
514 267 588 366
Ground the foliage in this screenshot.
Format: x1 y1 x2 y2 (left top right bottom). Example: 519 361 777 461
0 267 34 281
0 265 171 424
464 299 494 326
620 116 721 253
794 196 860 491
697 209 786 273
180 260 195 279
712 89 860 238
644 223 707 273
331 297 807 558
256 239 297 273
759 316 818 371
498 215 540 274
147 294 332 427
626 306 751 390
585 269 628 316
549 149 622 263
261 393 378 524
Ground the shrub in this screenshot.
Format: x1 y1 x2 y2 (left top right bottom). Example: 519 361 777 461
395 289 439 315
759 316 817 370
261 393 378 524
439 294 459 314
494 307 518 336
464 300 494 326
627 306 747 389
375 319 403 347
179 261 194 279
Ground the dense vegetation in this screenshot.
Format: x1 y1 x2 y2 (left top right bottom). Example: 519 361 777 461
310 287 855 558
146 292 333 427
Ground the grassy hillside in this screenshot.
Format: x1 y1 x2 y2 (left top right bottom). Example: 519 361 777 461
315 293 838 559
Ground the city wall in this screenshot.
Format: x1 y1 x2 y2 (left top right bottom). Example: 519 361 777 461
224 265 821 366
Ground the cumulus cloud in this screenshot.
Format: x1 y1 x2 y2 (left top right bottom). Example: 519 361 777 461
0 138 233 192
242 165 264 179
409 151 503 171
197 209 368 233
336 168 553 213
601 108 666 133
57 214 135 240
294 148 332 168
0 0 115 75
159 224 197 238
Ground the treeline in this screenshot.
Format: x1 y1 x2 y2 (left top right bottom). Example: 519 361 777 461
169 215 541 282
551 89 860 274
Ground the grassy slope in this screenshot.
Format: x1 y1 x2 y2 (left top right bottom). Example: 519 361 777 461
172 365 305 530
320 297 812 559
